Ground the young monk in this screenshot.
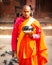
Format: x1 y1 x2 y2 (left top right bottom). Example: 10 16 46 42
11 5 48 65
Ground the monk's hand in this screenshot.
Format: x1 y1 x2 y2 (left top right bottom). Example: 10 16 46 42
24 31 33 38
12 51 17 58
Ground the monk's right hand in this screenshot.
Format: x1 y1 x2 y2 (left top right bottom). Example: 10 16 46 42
12 51 17 58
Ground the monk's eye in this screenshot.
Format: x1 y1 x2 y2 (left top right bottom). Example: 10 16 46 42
24 11 29 13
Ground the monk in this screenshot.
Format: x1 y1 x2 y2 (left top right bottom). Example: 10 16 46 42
11 5 48 65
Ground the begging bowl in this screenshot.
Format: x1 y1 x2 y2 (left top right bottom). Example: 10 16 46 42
22 26 33 33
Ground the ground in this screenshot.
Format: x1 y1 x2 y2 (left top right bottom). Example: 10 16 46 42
0 17 52 65
0 36 52 65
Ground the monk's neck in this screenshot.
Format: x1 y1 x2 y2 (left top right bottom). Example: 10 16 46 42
22 16 32 20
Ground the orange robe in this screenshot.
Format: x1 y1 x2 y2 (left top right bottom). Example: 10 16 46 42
12 16 48 65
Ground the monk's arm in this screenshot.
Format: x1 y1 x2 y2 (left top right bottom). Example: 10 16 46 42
32 23 48 64
11 20 18 57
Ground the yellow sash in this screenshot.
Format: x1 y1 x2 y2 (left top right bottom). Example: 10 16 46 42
17 17 35 57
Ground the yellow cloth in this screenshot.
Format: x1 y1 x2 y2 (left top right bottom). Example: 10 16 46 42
17 17 48 65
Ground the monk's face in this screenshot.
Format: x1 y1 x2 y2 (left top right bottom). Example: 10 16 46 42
22 6 31 18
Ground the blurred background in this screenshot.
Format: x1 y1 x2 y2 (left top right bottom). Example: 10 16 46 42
0 0 52 65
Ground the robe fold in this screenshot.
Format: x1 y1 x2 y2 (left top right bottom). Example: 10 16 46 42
11 16 48 65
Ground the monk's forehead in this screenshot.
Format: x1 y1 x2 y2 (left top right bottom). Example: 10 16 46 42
22 5 31 10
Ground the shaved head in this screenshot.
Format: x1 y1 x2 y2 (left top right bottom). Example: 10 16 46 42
22 5 31 11
22 5 31 18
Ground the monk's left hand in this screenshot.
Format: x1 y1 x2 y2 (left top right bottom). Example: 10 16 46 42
24 31 33 38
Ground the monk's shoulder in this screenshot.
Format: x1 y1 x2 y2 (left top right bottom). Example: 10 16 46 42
32 18 41 27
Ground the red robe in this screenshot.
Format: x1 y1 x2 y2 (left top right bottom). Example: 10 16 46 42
11 16 48 65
